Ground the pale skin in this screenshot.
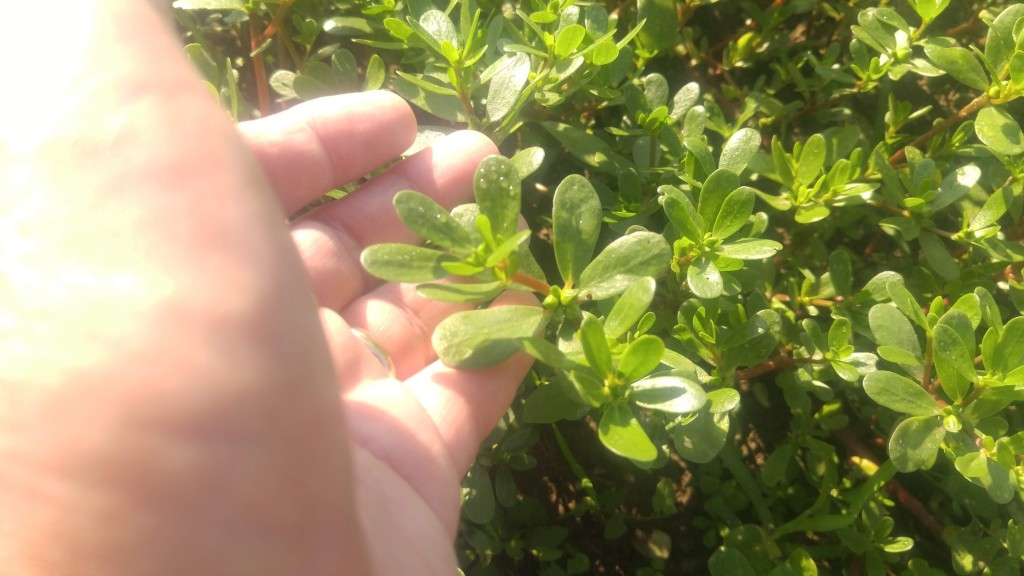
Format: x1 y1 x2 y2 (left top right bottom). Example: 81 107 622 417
0 1 535 574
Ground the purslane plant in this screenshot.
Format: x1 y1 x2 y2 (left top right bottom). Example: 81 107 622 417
176 0 1024 572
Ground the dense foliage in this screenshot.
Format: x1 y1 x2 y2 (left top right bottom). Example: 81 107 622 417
176 0 1024 573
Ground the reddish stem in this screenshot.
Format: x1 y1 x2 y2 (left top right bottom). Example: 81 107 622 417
888 94 990 166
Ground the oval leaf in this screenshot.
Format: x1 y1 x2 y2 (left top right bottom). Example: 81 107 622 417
719 128 761 173
486 53 531 121
711 186 755 240
889 415 946 473
578 232 671 301
697 169 740 227
923 43 989 90
975 106 1024 156
598 401 658 463
553 175 602 284
580 314 613 378
361 243 457 282
687 255 723 299
433 305 547 369
394 190 473 251
631 375 707 414
863 371 938 416
616 335 665 383
555 24 587 59
473 155 522 239
604 277 657 339
714 238 782 260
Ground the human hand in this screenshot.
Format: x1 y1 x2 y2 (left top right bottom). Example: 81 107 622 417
0 1 534 574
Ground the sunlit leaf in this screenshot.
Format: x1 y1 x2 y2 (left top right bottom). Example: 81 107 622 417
486 53 531 121
889 415 945 472
631 375 707 413
580 314 613 378
473 156 521 239
604 277 657 339
863 371 938 416
975 106 1024 156
687 255 723 299
553 175 602 284
578 232 671 301
616 335 665 383
394 190 473 251
719 128 761 174
433 305 548 369
599 401 658 463
361 243 457 282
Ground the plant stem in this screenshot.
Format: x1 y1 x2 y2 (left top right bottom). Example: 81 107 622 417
734 352 823 381
552 423 603 517
511 270 551 294
888 93 990 166
719 443 775 528
249 16 271 117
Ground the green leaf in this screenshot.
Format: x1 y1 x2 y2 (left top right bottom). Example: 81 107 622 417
523 382 589 423
832 360 861 382
714 239 783 260
719 128 761 173
509 147 545 180
631 375 707 414
975 106 1024 156
932 325 974 401
698 169 741 229
923 42 989 91
360 243 457 282
393 190 473 251
393 75 467 122
363 54 386 91
889 415 946 473
796 134 826 185
671 410 729 463
552 175 602 285
907 0 950 24
577 232 671 301
516 337 574 369
877 345 922 366
555 24 587 59
918 231 960 281
870 303 923 364
931 164 980 211
956 453 1016 504
886 281 928 328
599 401 658 463
984 4 1024 74
580 314 613 377
794 204 830 224
486 53 531 121
996 317 1024 375
711 187 755 241
418 9 459 50
660 185 703 242
636 0 679 53
687 255 723 299
616 335 665 383
829 317 852 351
863 371 938 416
1010 51 1024 91
669 82 701 120
605 277 657 339
462 464 494 524
970 185 1013 230
433 305 548 369
416 281 504 303
473 156 521 240
540 122 630 172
